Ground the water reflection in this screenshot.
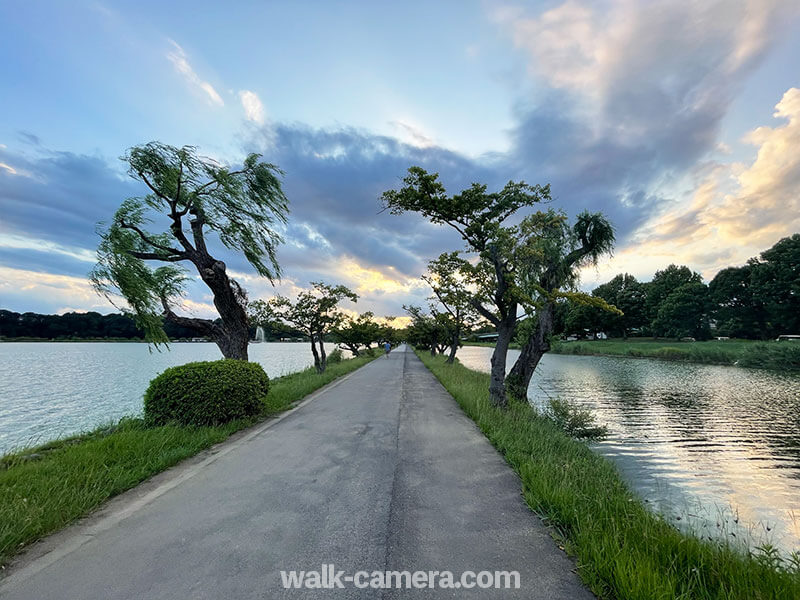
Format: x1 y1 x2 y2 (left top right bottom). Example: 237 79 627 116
457 347 800 554
0 342 343 454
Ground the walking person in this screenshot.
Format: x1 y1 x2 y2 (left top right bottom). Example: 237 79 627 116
384 341 391 356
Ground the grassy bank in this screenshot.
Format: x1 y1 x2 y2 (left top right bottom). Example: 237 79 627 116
551 338 800 370
0 354 376 566
416 350 800 599
463 340 520 349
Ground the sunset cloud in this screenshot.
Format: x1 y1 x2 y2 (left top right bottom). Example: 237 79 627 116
581 87 800 285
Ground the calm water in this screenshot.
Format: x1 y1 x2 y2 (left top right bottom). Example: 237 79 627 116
457 347 800 554
0 342 342 454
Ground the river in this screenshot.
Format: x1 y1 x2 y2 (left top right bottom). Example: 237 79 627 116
457 346 800 555
0 341 342 455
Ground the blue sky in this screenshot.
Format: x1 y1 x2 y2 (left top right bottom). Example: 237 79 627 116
1 0 799 321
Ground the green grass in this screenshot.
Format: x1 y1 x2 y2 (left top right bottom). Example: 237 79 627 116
0 354 376 566
416 350 800 599
463 340 521 349
550 338 800 371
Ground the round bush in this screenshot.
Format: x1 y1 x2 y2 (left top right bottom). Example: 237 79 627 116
144 360 269 426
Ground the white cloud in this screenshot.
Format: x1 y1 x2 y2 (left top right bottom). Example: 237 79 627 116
239 90 265 124
0 161 34 178
581 87 800 285
389 120 435 148
0 234 96 262
166 39 224 107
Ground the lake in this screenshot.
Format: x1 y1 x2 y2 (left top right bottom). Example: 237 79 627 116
0 341 342 455
457 347 800 555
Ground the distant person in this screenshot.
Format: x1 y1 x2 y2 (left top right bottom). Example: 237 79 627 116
384 341 391 356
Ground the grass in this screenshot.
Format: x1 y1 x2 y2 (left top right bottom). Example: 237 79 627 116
416 350 800 599
0 354 376 567
549 338 800 371
463 340 520 349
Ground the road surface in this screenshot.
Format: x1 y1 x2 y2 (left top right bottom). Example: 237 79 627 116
1 345 594 598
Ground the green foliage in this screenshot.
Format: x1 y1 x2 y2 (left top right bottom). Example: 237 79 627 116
541 397 608 440
327 348 344 364
652 282 711 340
91 142 289 346
417 351 800 599
144 360 269 426
261 282 358 373
333 311 382 356
645 264 703 323
592 273 648 337
738 342 800 370
381 166 549 252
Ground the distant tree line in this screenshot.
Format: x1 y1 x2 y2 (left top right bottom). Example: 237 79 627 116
0 309 294 341
557 234 800 340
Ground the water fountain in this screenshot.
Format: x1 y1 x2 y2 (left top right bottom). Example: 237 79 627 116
253 326 266 343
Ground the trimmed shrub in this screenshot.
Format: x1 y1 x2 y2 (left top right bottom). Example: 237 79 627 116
327 348 344 364
144 360 269 426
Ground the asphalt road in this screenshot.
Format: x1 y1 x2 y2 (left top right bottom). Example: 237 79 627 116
1 345 594 599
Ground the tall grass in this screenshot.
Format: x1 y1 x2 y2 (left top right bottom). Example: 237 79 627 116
0 354 376 566
416 350 800 599
552 338 800 371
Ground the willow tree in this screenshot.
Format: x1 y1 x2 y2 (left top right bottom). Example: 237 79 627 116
506 210 618 400
263 282 358 373
382 166 549 407
91 142 288 360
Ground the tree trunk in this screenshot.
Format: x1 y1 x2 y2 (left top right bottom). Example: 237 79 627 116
162 260 249 361
197 258 249 360
317 336 327 373
446 328 459 364
310 332 323 373
507 302 554 401
488 307 517 408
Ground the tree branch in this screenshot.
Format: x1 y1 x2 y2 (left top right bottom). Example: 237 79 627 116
470 297 499 326
129 251 186 262
160 296 216 335
119 220 183 255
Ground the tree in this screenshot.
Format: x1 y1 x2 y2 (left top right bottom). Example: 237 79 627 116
91 142 288 360
422 252 482 363
750 234 800 336
382 166 549 407
708 265 767 338
506 210 617 400
593 273 648 338
334 312 382 356
651 282 711 339
263 282 358 373
403 305 451 355
645 264 702 327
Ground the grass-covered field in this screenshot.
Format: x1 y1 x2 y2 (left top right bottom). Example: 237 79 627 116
416 350 800 599
0 353 376 566
552 338 800 370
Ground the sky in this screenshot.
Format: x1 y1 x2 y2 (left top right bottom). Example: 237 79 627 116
1 0 799 322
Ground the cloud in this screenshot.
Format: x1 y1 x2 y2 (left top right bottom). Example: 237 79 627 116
166 39 224 107
0 266 117 314
239 90 265 124
580 87 800 285
0 233 95 263
494 0 798 256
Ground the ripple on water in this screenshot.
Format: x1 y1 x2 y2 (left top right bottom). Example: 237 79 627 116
456 346 800 555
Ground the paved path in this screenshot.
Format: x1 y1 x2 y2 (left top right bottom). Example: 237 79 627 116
1 346 593 599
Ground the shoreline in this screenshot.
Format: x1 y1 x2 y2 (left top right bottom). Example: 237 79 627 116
0 353 377 567
415 349 800 598
463 339 800 371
